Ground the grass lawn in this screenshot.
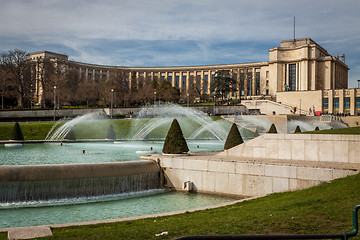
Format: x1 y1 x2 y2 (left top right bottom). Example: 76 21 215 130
302 126 360 135
2 173 355 240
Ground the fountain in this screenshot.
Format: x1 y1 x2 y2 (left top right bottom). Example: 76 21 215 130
0 104 235 228
130 103 230 140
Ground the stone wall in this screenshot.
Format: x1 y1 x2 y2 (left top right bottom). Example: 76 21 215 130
151 134 360 197
220 134 360 163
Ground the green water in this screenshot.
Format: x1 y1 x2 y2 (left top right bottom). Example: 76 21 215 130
0 190 237 228
0 140 224 165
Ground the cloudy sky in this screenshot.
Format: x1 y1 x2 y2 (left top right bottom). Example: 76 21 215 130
1 0 360 87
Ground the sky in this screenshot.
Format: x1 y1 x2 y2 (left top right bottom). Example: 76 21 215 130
1 0 360 87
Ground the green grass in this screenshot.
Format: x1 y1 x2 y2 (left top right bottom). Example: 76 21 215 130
0 122 56 140
16 173 358 240
302 126 360 135
0 117 225 140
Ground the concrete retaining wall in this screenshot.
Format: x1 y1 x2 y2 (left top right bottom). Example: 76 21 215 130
219 134 360 164
151 134 360 197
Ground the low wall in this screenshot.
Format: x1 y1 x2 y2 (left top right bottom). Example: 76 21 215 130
0 161 160 181
220 134 360 163
150 134 360 197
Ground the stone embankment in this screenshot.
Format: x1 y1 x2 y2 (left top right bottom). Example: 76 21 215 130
146 134 360 196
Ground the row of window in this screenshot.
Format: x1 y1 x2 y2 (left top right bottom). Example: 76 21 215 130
323 97 360 111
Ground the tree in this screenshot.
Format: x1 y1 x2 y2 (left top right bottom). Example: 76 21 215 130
315 126 320 131
224 123 243 150
210 70 237 100
159 79 180 102
294 125 301 133
0 49 32 108
268 124 278 133
106 124 116 140
162 119 189 154
10 122 24 141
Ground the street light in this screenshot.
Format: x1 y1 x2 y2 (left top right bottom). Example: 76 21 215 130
299 99 302 116
110 89 114 119
154 92 156 106
53 86 56 121
357 80 360 89
187 93 189 108
213 95 216 116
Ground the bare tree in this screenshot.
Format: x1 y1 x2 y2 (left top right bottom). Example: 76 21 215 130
0 49 33 108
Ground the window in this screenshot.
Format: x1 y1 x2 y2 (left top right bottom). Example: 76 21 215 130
247 73 252 96
323 98 329 111
205 75 208 81
175 76 179 88
344 97 350 110
168 76 172 83
333 97 339 110
211 74 215 81
289 64 296 91
88 72 92 80
161 76 165 81
356 97 360 109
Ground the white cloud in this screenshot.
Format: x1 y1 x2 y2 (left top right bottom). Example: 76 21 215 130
0 0 359 83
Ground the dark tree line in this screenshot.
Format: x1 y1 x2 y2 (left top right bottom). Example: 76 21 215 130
0 49 182 109
0 49 237 109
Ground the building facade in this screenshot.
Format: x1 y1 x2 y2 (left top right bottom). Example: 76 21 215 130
27 38 349 112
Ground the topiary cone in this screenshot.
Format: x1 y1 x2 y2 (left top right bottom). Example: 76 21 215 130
268 124 278 133
106 124 116 140
64 128 76 141
294 125 301 133
224 123 243 150
315 126 320 131
162 119 189 154
11 122 24 141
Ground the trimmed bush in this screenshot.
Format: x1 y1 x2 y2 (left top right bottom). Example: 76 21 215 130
162 119 189 154
315 126 320 131
224 123 243 150
268 124 278 133
64 128 76 140
106 124 116 140
10 122 24 141
294 125 301 133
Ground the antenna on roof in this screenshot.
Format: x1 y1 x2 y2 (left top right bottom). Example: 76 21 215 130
293 16 296 43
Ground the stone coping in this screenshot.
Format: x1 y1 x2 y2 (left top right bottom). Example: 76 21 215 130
155 153 360 171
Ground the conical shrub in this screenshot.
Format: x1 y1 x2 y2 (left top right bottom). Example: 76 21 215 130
268 124 278 133
64 128 76 141
294 125 301 133
106 124 116 140
315 126 320 131
162 119 189 154
224 123 243 150
11 122 24 141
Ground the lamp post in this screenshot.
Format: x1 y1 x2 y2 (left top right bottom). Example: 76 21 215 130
357 80 360 89
299 99 302 115
110 89 114 119
187 93 189 108
53 86 56 121
213 95 216 116
154 92 156 106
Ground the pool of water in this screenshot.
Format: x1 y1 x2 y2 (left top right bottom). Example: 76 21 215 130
0 190 237 228
0 140 224 165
